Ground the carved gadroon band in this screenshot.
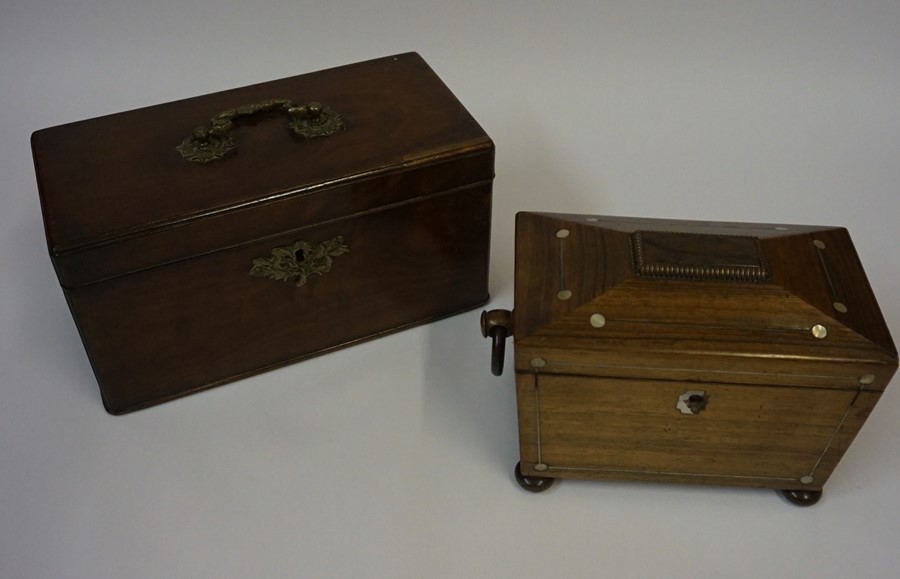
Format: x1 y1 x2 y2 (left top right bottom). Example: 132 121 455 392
249 236 349 287
177 99 344 163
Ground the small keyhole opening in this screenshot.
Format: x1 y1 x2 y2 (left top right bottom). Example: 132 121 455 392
688 394 707 413
294 250 306 263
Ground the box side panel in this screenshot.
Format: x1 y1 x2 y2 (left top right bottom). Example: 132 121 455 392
65 183 490 414
802 390 882 486
516 373 866 490
513 212 635 341
765 227 897 358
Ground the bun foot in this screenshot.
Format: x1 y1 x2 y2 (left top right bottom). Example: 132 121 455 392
779 488 822 507
515 462 555 493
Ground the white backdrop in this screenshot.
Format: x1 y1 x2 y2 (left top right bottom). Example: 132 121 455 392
2 2 899 578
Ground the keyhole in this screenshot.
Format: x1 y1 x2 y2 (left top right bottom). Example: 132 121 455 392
688 394 707 413
295 249 306 263
676 390 708 415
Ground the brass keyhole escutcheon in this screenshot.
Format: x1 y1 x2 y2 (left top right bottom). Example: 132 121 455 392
249 236 349 287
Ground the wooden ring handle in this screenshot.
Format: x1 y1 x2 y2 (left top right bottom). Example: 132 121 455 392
489 326 508 376
481 309 513 377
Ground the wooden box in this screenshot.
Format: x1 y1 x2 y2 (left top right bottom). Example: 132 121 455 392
482 213 897 505
32 53 494 414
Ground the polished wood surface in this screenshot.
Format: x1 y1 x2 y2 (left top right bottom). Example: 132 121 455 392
510 213 897 491
33 53 491 254
516 374 880 489
32 53 494 413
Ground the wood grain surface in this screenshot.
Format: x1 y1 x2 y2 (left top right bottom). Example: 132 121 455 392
511 213 897 490
33 53 494 413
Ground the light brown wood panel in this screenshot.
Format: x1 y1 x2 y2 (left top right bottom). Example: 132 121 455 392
517 373 857 486
505 214 897 494
514 344 895 391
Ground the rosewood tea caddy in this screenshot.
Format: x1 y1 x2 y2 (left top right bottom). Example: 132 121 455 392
33 53 494 414
482 213 897 505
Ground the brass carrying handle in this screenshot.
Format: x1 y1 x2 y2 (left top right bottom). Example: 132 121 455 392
481 310 513 376
176 98 344 163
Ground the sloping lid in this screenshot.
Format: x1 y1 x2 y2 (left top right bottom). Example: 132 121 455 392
513 212 897 366
32 53 491 255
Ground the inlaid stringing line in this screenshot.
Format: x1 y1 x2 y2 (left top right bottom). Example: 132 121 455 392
558 237 566 295
807 384 862 479
547 465 797 483
815 242 841 305
535 374 543 464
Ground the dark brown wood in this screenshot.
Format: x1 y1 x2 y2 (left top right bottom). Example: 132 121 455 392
32 53 494 414
501 213 897 498
481 309 513 376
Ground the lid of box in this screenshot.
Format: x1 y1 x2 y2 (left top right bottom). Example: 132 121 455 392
513 213 897 384
32 53 493 284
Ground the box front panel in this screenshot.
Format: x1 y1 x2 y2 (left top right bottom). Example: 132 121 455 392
67 183 491 414
516 373 871 489
52 151 495 287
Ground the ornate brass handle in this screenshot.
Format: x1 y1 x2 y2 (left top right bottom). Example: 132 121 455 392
249 236 349 287
177 99 344 163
